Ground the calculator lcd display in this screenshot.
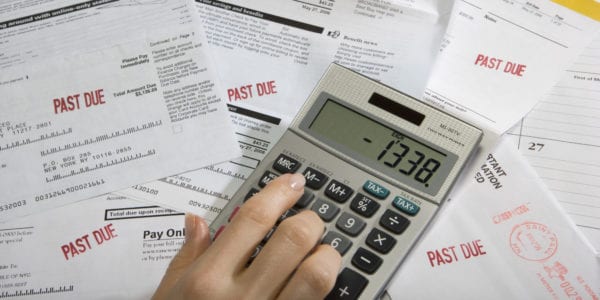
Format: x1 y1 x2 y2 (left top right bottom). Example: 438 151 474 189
308 99 450 194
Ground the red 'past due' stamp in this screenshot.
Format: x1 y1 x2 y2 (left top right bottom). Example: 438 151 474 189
509 222 558 261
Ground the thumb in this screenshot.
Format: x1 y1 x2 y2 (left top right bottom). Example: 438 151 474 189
152 213 211 300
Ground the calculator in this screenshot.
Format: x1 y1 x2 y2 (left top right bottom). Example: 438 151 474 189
209 63 482 299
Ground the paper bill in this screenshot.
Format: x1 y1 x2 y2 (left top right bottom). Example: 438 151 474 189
0 20 239 221
0 194 183 299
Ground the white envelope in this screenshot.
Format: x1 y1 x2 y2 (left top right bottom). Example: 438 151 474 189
387 138 599 299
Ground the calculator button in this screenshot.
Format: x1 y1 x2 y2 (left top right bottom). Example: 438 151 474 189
243 188 260 202
366 228 396 254
351 247 382 274
322 231 352 256
392 196 420 216
363 180 390 199
302 167 329 190
310 198 340 222
335 212 366 237
272 153 301 173
294 190 314 208
350 193 380 217
379 209 410 234
258 171 278 188
325 180 353 203
325 268 368 300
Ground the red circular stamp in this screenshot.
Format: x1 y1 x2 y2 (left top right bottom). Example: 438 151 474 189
509 221 558 261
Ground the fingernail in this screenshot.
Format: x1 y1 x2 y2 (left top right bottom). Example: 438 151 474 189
289 173 306 191
185 213 197 243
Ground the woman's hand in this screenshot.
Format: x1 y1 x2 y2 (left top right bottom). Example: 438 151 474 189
152 173 342 299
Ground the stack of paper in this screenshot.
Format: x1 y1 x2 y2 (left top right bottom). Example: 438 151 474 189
1 0 599 298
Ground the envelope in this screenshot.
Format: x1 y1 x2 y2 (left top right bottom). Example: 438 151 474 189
387 138 599 299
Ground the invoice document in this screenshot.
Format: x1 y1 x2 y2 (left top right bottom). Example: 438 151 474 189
388 137 599 299
0 0 194 70
422 0 600 135
118 0 455 217
506 33 600 253
0 194 183 299
0 0 239 221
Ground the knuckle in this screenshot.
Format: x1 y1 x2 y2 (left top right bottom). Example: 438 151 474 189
277 213 320 249
303 210 324 227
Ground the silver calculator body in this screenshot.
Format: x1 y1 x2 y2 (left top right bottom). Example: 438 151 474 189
210 63 482 299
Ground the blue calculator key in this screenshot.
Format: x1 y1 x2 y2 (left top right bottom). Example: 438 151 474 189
392 196 420 216
363 180 389 199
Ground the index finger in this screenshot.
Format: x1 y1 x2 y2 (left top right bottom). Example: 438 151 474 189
201 173 306 275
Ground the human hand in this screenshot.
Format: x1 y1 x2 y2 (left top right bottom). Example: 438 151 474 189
152 173 342 300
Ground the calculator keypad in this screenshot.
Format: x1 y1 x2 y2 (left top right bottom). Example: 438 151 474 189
216 151 427 299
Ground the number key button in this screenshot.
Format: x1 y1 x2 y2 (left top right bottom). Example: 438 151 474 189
335 212 365 237
350 193 380 217
325 179 353 203
322 231 352 256
310 198 340 222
